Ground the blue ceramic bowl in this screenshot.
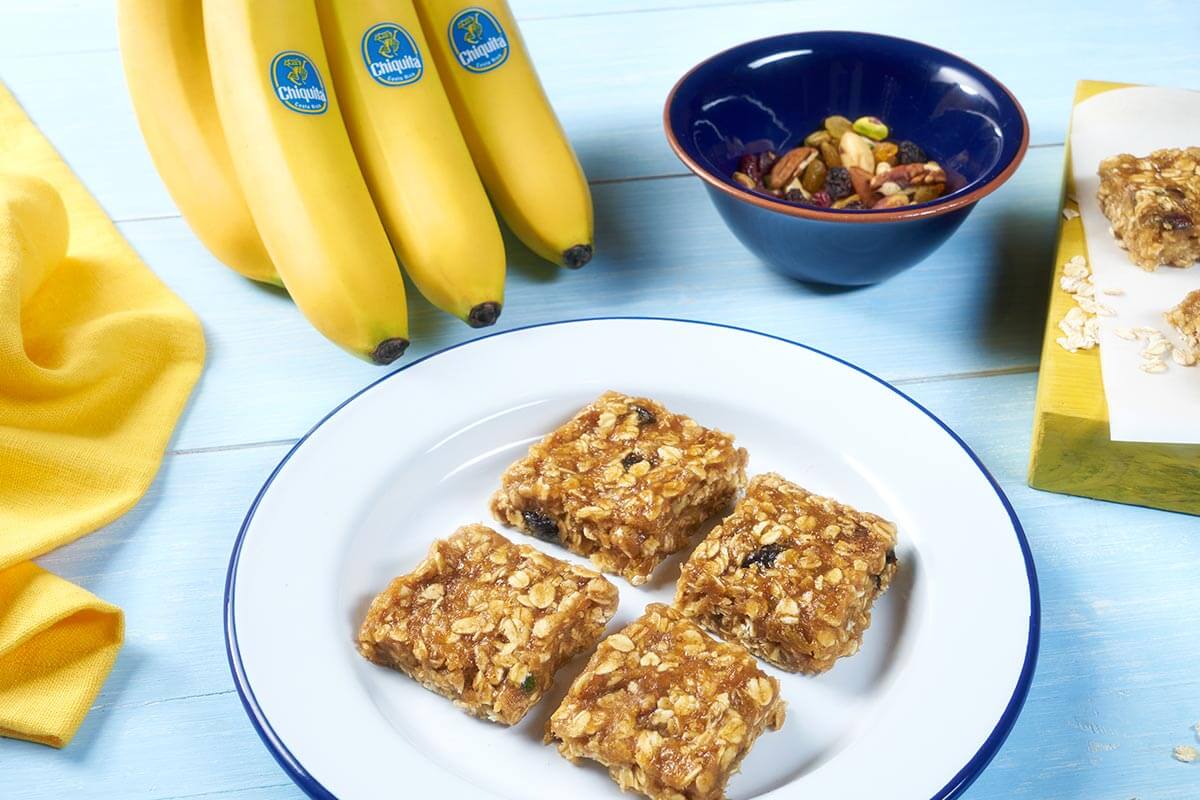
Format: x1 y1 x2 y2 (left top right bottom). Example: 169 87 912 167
664 31 1029 285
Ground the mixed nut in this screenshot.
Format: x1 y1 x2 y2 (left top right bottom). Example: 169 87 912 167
731 115 948 210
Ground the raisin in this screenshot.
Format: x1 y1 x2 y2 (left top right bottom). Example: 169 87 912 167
785 188 807 203
632 405 656 425
825 166 853 200
522 510 558 541
621 451 644 469
741 543 785 569
757 151 779 174
897 141 925 165
521 674 537 693
886 548 897 565
1162 212 1193 230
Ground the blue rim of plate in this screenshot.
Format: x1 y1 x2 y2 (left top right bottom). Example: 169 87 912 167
225 316 1041 800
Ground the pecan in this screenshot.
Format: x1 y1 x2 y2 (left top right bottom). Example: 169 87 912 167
869 163 925 190
765 147 815 191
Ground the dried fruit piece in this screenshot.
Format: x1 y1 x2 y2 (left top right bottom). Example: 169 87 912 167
838 131 875 173
824 115 853 139
765 146 816 191
633 405 656 425
522 510 559 541
785 188 806 203
804 129 832 147
621 451 644 470
853 116 888 140
732 171 756 189
801 158 827 193
741 543 785 569
825 167 853 200
818 140 842 168
897 141 926 165
913 184 945 203
832 194 862 209
810 191 832 208
737 154 763 185
873 141 898 164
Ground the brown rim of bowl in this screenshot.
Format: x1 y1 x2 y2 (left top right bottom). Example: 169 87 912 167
662 31 1030 224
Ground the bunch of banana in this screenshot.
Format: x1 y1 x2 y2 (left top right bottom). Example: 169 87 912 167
117 0 592 364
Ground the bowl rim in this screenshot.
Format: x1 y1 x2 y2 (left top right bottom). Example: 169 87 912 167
662 30 1030 224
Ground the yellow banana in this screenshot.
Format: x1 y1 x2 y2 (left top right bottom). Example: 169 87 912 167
204 0 410 364
316 0 506 327
117 0 279 286
413 0 593 269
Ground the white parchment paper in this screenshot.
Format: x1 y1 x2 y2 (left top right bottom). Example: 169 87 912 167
1070 86 1200 444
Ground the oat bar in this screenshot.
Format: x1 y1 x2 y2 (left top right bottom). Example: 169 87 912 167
1166 288 1200 356
357 524 619 725
675 473 897 674
490 391 748 585
1097 148 1200 270
546 603 785 800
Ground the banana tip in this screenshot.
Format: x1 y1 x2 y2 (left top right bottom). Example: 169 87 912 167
563 244 593 269
467 302 502 328
371 337 410 365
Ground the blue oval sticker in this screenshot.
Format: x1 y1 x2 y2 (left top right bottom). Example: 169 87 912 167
270 51 328 115
360 22 424 86
447 8 509 74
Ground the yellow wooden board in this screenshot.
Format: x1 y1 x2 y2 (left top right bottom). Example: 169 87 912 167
1027 80 1200 515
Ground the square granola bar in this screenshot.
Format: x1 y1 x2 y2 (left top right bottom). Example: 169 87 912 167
1166 288 1200 357
546 603 785 800
1097 148 1200 270
490 391 748 585
357 524 619 725
674 473 897 674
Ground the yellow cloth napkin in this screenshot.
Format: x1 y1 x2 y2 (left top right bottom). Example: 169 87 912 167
0 81 205 747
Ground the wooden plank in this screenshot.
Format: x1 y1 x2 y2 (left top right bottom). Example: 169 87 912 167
128 145 1059 451
4 372 1200 799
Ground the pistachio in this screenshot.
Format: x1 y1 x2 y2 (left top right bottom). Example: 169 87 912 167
818 140 842 168
839 132 875 173
913 183 946 203
873 193 910 209
824 115 853 139
732 171 756 189
801 158 827 194
804 129 832 147
872 141 898 164
853 116 889 140
765 146 816 190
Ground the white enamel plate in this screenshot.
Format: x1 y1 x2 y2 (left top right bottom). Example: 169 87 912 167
226 318 1038 800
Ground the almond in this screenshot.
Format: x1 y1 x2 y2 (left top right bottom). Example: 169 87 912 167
838 131 875 173
847 166 877 208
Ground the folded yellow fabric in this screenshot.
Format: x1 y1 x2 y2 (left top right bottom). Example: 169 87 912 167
0 81 205 747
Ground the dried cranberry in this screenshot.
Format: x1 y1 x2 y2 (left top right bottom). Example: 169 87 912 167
522 510 558 541
737 154 762 184
810 191 832 208
741 544 785 569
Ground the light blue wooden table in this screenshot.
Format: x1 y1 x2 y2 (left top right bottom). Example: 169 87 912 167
3 1 1199 798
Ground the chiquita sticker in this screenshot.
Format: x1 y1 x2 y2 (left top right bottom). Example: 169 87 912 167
360 22 424 86
270 51 328 114
447 8 509 73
